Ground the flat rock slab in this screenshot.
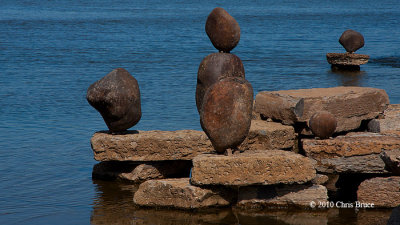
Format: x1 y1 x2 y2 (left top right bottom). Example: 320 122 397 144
326 53 369 66
357 177 400 208
191 150 316 186
368 104 400 133
133 178 235 209
237 184 328 209
92 161 192 182
303 132 400 173
380 149 400 174
91 121 294 161
254 86 389 133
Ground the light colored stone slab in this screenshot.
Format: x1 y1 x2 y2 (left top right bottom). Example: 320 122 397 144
357 177 400 208
237 184 328 209
315 154 388 174
133 178 235 209
326 53 369 66
191 150 316 186
368 104 400 133
254 87 389 132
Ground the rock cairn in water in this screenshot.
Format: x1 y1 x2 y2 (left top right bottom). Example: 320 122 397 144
309 111 337 139
87 68 141 133
326 29 369 70
197 7 253 154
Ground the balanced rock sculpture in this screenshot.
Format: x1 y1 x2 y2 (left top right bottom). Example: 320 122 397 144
309 111 337 139
200 77 253 153
327 29 369 70
87 68 141 133
205 7 240 53
195 52 245 113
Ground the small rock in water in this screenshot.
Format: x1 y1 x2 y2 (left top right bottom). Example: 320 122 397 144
205 7 240 53
200 77 253 153
87 68 141 133
339 29 365 53
309 111 337 139
196 52 245 113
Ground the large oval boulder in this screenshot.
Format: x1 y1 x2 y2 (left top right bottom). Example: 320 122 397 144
200 77 253 153
309 111 337 139
205 7 240 53
196 52 245 113
87 68 141 133
339 29 365 53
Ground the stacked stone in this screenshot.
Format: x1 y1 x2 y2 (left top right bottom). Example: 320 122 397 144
326 29 370 70
253 86 400 208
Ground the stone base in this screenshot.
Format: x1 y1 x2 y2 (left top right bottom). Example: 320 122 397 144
357 177 400 208
191 150 316 186
133 178 235 209
326 53 369 66
236 184 328 209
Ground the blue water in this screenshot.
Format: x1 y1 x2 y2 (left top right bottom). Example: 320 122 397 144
1 0 400 224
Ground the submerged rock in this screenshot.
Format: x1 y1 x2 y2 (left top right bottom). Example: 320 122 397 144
309 111 337 139
205 7 240 53
200 77 253 153
87 68 141 133
339 29 365 53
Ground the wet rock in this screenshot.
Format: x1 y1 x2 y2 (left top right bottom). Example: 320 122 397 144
200 77 253 153
191 150 316 186
237 184 328 209
380 149 400 174
339 29 365 53
357 177 400 208
205 7 240 53
196 52 245 113
133 178 235 209
254 87 389 133
309 111 337 139
87 68 141 133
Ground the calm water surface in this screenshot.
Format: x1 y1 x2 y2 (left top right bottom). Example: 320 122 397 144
1 0 400 224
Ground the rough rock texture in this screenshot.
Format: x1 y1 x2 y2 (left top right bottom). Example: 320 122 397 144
87 68 141 132
241 120 295 150
91 123 295 162
380 149 400 174
254 87 389 132
92 161 192 182
196 52 245 113
303 132 400 173
205 7 240 53
191 150 316 186
133 178 235 209
200 77 253 153
368 104 400 133
326 53 369 66
339 29 365 53
309 111 337 139
237 184 328 209
312 174 329 185
357 177 400 208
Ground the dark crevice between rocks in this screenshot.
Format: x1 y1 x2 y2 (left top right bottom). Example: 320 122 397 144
331 64 361 71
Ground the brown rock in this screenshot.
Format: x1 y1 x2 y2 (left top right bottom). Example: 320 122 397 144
368 104 400 133
133 178 235 209
237 184 328 209
312 174 329 185
191 150 316 186
309 111 337 139
303 132 400 173
87 68 141 133
92 161 192 182
196 52 245 113
205 7 240 53
357 177 400 208
326 53 369 66
380 149 400 174
339 29 365 53
254 86 389 132
200 77 253 153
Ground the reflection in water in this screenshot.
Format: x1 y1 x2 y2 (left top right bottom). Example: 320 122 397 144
90 179 393 225
371 57 400 68
329 67 365 86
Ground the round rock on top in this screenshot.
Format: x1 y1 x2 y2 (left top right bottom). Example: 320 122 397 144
205 7 241 53
309 111 337 139
87 68 141 133
339 29 365 53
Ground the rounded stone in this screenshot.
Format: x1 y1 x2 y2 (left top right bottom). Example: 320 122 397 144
309 111 337 139
200 77 253 153
205 7 240 53
339 29 365 53
87 68 141 133
196 52 245 113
